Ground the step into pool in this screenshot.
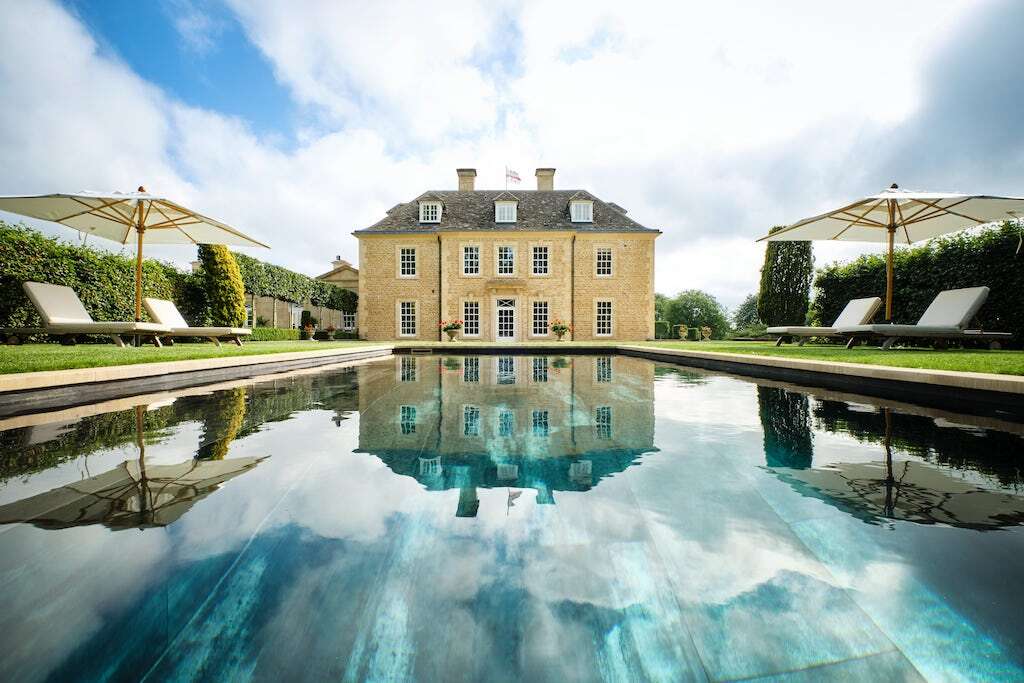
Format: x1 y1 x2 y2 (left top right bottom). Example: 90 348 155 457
0 354 1022 681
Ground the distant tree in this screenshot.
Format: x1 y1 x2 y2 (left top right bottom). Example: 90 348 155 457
732 293 761 329
758 226 813 326
663 289 730 339
654 293 670 323
198 244 246 327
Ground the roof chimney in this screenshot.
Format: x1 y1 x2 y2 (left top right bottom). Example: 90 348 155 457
332 255 350 269
535 168 555 191
456 168 477 192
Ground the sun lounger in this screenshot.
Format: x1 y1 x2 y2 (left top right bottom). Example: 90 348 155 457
143 298 251 346
1 282 170 347
836 286 1012 349
768 296 881 346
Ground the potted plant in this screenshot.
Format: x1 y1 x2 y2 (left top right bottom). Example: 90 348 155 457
440 319 463 341
700 325 712 341
550 319 572 341
300 311 318 340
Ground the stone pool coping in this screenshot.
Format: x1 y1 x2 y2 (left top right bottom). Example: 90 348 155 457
2 341 1023 418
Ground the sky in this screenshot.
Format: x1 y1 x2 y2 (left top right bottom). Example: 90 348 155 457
1 0 1022 310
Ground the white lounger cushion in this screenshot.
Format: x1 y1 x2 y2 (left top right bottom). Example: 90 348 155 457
917 286 989 328
767 296 881 336
22 282 169 334
45 321 170 334
835 324 961 337
143 298 251 336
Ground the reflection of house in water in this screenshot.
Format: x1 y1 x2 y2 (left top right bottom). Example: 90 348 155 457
356 355 657 516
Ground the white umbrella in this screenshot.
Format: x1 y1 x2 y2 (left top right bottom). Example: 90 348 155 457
759 184 1024 320
0 188 269 322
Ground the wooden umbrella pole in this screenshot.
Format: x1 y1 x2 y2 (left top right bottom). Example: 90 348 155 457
135 226 144 322
885 196 896 321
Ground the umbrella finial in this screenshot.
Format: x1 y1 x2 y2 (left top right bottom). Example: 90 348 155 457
137 185 146 193
890 182 899 189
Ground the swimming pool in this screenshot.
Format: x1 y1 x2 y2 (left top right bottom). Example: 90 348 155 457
1 354 1022 681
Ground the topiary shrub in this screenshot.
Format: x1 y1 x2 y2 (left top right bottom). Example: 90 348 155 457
198 245 246 327
758 226 813 326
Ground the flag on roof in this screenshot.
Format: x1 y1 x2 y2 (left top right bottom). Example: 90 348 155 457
505 167 521 183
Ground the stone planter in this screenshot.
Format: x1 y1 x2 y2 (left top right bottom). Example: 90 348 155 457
445 330 458 341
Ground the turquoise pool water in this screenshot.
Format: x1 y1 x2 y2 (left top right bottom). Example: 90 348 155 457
1 354 1023 682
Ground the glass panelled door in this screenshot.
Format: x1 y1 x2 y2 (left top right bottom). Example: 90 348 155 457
496 299 515 341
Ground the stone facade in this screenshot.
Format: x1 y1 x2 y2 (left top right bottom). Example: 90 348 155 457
355 168 659 342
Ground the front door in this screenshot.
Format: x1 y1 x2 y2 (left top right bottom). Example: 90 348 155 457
496 298 515 341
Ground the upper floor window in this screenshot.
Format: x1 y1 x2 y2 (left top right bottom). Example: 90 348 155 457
495 201 517 223
532 246 549 275
596 247 612 276
463 245 480 275
419 201 441 223
570 200 593 223
399 247 417 277
497 246 515 275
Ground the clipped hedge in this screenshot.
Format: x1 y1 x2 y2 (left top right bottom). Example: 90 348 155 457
250 327 301 341
0 222 201 328
654 320 671 339
812 222 1024 343
235 253 357 312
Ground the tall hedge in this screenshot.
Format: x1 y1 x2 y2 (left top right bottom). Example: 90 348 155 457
234 253 357 312
198 245 246 327
758 226 814 326
0 222 200 328
812 222 1023 342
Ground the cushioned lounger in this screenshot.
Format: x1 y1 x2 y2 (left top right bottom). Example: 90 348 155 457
144 298 251 346
0 282 171 347
836 286 1012 349
767 296 881 346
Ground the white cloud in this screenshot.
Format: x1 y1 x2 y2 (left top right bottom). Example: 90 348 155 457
0 0 1003 308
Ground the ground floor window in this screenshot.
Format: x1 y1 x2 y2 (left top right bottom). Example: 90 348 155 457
464 406 480 437
595 356 613 382
290 303 303 329
342 312 356 331
498 409 515 437
400 301 416 336
595 406 612 439
532 301 548 336
400 405 417 435
497 355 516 384
245 303 253 328
400 356 416 382
596 300 612 336
463 301 480 336
532 356 548 383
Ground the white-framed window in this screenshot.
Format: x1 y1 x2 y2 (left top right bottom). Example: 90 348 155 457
495 201 517 223
532 301 549 336
463 245 480 275
463 357 480 383
399 247 417 277
497 409 515 437
400 405 417 435
463 301 480 336
400 355 417 382
497 245 515 275
596 247 613 276
596 300 612 336
419 456 441 477
532 246 549 275
595 406 612 440
570 200 593 222
496 355 516 384
399 301 416 337
245 303 253 328
342 312 356 331
532 410 549 438
419 201 441 223
464 405 480 437
289 303 303 329
595 356 613 383
532 356 548 383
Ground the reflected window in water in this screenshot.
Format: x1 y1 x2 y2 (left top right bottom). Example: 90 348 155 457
463 357 479 383
418 456 441 477
532 356 549 383
400 356 417 382
498 409 515 437
497 356 516 384
596 356 613 383
532 409 549 437
399 405 417 434
463 406 480 437
595 406 612 439
497 463 519 480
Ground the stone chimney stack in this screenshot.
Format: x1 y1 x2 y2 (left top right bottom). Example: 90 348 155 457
332 255 349 269
535 168 555 191
456 168 477 192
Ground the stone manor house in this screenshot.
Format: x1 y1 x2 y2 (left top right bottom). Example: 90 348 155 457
354 168 659 341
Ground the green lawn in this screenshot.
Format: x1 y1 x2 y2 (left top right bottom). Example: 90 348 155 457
636 341 1024 376
0 340 378 375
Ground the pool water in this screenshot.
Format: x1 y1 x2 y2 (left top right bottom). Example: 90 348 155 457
1 354 1023 682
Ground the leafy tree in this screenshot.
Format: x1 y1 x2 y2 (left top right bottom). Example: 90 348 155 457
654 293 670 322
758 225 813 326
662 289 730 339
732 293 761 329
198 244 246 327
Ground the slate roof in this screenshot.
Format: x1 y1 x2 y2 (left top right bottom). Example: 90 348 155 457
354 190 659 234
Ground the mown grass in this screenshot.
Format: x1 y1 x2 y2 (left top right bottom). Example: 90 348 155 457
636 341 1024 376
0 340 378 374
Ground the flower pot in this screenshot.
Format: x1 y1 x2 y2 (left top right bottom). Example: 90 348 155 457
556 332 566 341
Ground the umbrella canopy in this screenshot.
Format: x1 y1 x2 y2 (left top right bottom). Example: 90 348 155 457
0 456 266 530
759 185 1024 319
0 189 269 321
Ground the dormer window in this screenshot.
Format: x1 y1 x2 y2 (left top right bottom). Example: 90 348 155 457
419 201 441 223
495 201 517 223
570 200 593 223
